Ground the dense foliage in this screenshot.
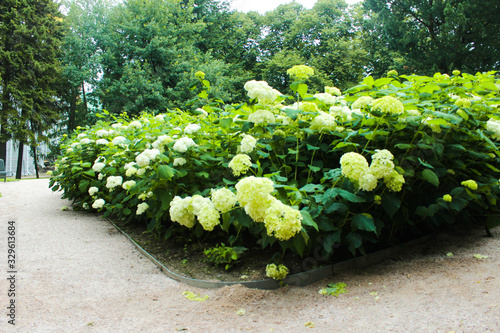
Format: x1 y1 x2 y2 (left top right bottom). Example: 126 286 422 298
50 67 500 264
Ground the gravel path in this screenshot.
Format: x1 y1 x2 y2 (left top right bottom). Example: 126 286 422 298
0 179 499 332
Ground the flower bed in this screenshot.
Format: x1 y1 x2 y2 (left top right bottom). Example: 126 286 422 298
50 67 500 278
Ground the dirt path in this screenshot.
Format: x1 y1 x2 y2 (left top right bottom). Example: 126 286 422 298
0 179 499 332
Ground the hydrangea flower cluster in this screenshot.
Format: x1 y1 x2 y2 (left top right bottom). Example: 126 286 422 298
169 196 196 228
152 135 173 152
96 139 109 145
228 154 252 176
340 150 404 192
455 98 471 108
92 198 105 209
211 188 237 213
314 93 337 105
287 65 314 80
135 148 160 167
486 119 500 140
122 180 136 190
243 80 281 104
264 200 303 241
173 137 197 153
127 120 142 130
93 162 105 172
265 263 289 281
371 96 404 115
325 86 341 96
95 129 109 137
136 202 149 215
173 157 187 166
247 109 275 126
240 135 257 153
106 176 123 189
88 186 99 196
112 136 127 145
443 194 452 202
310 112 337 133
184 124 201 134
190 195 221 231
461 180 478 190
351 96 374 110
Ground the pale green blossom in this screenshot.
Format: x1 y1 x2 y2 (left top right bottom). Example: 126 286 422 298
169 196 196 228
122 180 136 190
486 119 500 140
173 157 187 166
240 135 257 153
314 92 337 105
248 110 275 126
244 80 281 104
443 194 452 202
96 139 109 145
106 176 123 189
266 264 289 281
340 152 369 183
80 138 91 145
184 124 201 134
370 149 395 179
384 170 405 192
325 86 341 96
92 162 105 172
128 121 142 130
211 188 237 213
136 202 149 215
287 65 314 80
455 98 471 108
264 200 303 241
461 180 478 190
351 96 374 110
371 96 404 115
358 172 378 191
244 195 276 222
235 176 274 207
152 135 174 151
191 195 221 231
173 137 197 153
112 136 127 145
310 112 337 133
125 167 138 177
228 154 252 176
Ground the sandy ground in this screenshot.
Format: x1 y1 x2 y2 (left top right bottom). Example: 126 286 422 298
0 179 499 332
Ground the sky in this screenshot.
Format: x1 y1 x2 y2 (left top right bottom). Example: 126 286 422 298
229 0 362 14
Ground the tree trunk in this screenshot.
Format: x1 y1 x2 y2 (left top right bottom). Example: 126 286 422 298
68 89 77 132
32 143 39 179
82 81 88 115
16 141 24 179
0 127 7 162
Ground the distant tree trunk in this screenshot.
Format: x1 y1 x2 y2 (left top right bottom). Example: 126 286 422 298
68 89 77 132
0 127 7 162
15 140 23 179
82 82 88 114
31 143 39 179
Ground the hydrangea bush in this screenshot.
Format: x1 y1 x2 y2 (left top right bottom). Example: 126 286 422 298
50 67 500 263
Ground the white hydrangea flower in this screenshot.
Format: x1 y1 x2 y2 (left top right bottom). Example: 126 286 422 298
136 168 147 176
235 176 274 207
67 148 74 153
369 149 395 179
77 133 86 139
310 112 337 133
95 130 109 137
142 148 160 160
173 137 197 153
244 80 281 104
211 188 237 213
169 196 196 228
125 167 138 177
152 135 173 152
112 136 127 145
325 86 341 96
122 180 136 190
191 195 221 231
248 110 275 126
92 162 105 172
486 118 500 140
240 135 257 153
314 93 337 105
98 173 104 180
128 121 142 130
92 198 105 209
184 124 201 134
135 154 150 167
264 200 303 241
96 139 109 145
80 138 91 145
173 157 187 166
106 176 123 189
88 186 99 196
228 154 252 176
136 202 149 215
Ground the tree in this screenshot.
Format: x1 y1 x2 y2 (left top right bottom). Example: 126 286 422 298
0 0 66 178
363 0 500 74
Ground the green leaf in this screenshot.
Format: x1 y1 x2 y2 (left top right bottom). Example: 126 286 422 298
324 202 348 215
351 213 376 233
158 165 175 180
346 232 363 255
421 169 439 187
381 194 401 218
322 230 342 252
308 165 321 172
300 183 323 193
284 107 300 120
297 83 308 97
300 210 319 231
198 90 208 99
219 118 232 129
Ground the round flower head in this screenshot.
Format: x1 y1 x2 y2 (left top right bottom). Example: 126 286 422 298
486 119 500 140
264 200 303 241
235 176 274 207
135 153 150 167
244 80 281 105
92 162 105 172
245 195 276 223
127 121 142 130
122 180 136 190
314 93 337 105
88 186 99 196
191 195 221 231
106 176 123 189
266 263 289 281
112 136 127 145
351 96 374 110
369 149 395 179
325 86 341 96
169 196 196 228
152 135 174 152
136 202 149 215
240 135 257 153
95 129 109 137
443 194 452 202
310 112 337 133
173 137 197 153
461 180 478 190
92 198 105 209
184 124 201 134
211 188 237 213
371 96 404 115
96 139 109 145
125 167 138 177
142 148 160 160
228 154 252 176
384 170 405 192
173 157 187 167
287 65 314 80
358 172 378 192
248 110 275 126
80 138 91 145
387 69 398 77
340 152 369 183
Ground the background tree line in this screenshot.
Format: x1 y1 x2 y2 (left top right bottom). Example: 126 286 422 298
1 0 499 176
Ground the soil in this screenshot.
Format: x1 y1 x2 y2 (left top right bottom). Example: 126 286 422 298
1 178 499 332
